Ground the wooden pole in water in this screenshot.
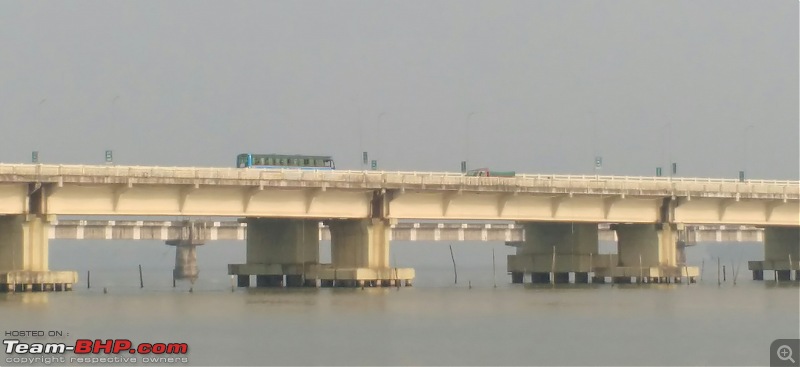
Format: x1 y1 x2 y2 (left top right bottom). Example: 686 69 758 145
139 264 144 288
87 270 91 289
449 245 458 285
639 254 643 284
684 265 689 285
492 248 497 288
731 260 736 285
723 265 726 282
700 260 704 282
394 258 399 290
551 246 556 285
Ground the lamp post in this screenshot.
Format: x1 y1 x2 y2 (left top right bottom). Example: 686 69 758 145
465 112 477 172
661 122 674 179
742 124 754 181
375 112 386 170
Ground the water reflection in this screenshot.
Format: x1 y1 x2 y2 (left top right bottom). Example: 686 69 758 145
1 292 49 304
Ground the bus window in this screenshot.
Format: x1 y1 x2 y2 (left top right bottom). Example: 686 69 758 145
237 155 248 168
292 158 299 166
267 158 273 165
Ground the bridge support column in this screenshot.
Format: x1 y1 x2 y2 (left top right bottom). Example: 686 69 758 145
0 215 77 292
227 218 319 288
507 223 598 284
604 224 699 283
748 227 799 281
166 239 203 282
323 219 414 287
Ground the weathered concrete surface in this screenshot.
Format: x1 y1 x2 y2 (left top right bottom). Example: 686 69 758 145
748 226 800 278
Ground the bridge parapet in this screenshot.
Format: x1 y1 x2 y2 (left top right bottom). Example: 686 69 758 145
2 164 797 200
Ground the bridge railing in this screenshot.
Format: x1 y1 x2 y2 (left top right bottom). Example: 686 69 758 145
1 164 798 196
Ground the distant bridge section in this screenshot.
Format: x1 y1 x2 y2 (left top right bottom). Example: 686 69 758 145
48 220 761 244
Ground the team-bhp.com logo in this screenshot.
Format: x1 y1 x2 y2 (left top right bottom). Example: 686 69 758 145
4 339 189 365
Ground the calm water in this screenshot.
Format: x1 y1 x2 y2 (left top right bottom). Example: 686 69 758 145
2 241 799 366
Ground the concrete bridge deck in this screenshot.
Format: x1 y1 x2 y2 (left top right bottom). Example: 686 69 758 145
2 163 798 225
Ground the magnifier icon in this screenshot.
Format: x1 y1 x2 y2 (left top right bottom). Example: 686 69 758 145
778 345 796 363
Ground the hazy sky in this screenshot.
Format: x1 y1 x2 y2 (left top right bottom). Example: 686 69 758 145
1 1 797 179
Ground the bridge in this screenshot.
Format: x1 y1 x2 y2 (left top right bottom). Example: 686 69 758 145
1 163 798 291
47 219 760 243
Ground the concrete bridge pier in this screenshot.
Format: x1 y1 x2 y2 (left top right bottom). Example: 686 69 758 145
748 227 800 281
0 214 77 292
227 218 320 288
323 219 414 287
601 223 699 283
507 222 598 284
166 239 203 282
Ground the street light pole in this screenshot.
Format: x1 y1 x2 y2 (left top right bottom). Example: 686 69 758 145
661 122 673 179
742 124 754 180
376 112 386 170
465 112 477 171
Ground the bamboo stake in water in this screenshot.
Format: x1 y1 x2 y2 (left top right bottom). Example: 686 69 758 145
723 265 726 282
449 245 458 285
87 270 91 289
683 265 688 285
492 248 497 288
395 266 399 290
731 260 736 285
639 254 643 284
139 264 144 288
551 246 556 285
700 260 704 283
